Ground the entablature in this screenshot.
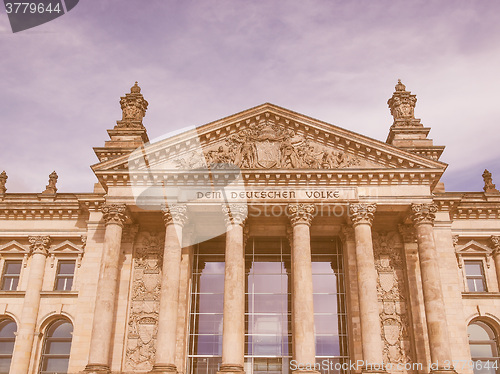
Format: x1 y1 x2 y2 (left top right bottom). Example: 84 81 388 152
0 193 104 220
94 168 444 189
435 192 500 220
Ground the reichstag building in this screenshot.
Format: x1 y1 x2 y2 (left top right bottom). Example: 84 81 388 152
0 81 499 374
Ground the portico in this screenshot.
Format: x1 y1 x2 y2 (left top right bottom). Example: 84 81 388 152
3 81 494 374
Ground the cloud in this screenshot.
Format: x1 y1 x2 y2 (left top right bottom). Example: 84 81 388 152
0 0 499 192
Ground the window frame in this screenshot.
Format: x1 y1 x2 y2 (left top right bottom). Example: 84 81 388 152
53 260 76 292
467 320 500 374
38 318 73 374
0 318 17 374
464 259 488 293
1 259 23 291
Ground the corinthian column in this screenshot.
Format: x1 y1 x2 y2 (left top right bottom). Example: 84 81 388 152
349 203 385 372
10 236 50 374
491 236 500 291
84 204 128 374
411 203 455 374
151 204 188 374
287 203 318 373
218 203 247 374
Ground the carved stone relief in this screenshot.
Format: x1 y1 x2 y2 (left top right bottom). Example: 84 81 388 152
125 231 164 371
171 118 363 170
372 231 412 370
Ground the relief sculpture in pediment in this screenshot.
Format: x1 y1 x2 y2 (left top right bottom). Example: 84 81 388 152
199 119 361 170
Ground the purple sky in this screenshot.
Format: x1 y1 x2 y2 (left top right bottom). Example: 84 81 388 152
1 1 499 193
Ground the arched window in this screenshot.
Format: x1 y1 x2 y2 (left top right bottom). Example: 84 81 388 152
468 320 499 374
39 319 73 374
0 319 16 374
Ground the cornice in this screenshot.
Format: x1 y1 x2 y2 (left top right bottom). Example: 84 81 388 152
435 193 500 220
93 146 139 162
0 193 104 219
94 168 444 188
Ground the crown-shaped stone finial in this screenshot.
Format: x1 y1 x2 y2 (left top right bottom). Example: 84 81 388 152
130 81 141 94
395 79 406 92
0 171 7 194
387 79 420 126
118 81 149 127
483 169 499 193
42 171 58 194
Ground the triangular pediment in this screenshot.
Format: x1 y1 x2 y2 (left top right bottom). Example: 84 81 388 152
456 240 493 255
0 240 29 255
92 103 446 187
49 240 84 255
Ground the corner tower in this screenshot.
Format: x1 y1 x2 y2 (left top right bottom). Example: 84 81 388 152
93 82 150 164
386 80 445 161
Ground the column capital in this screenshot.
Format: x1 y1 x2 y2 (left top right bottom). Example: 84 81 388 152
410 203 437 226
491 236 500 254
287 203 316 227
349 203 376 226
101 204 129 227
398 224 417 243
222 203 248 227
28 236 50 256
162 204 188 227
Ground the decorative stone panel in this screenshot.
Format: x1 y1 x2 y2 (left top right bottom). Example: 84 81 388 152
372 231 412 371
124 231 164 371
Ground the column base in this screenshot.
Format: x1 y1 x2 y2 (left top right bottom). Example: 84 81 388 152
217 363 245 374
149 363 178 374
81 364 111 374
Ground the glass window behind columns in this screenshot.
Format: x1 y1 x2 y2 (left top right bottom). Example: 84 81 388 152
188 237 225 374
245 237 291 374
312 237 348 374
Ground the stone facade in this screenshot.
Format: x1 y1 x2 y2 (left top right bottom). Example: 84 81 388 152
0 81 499 374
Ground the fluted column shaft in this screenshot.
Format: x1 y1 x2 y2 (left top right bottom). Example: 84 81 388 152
85 204 128 374
287 203 318 373
10 236 50 374
218 204 247 374
349 203 384 370
491 236 500 291
151 204 188 374
411 203 454 372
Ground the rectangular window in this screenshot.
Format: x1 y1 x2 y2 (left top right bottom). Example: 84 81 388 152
311 237 349 374
1 260 22 291
465 260 487 292
54 261 76 291
188 236 225 374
